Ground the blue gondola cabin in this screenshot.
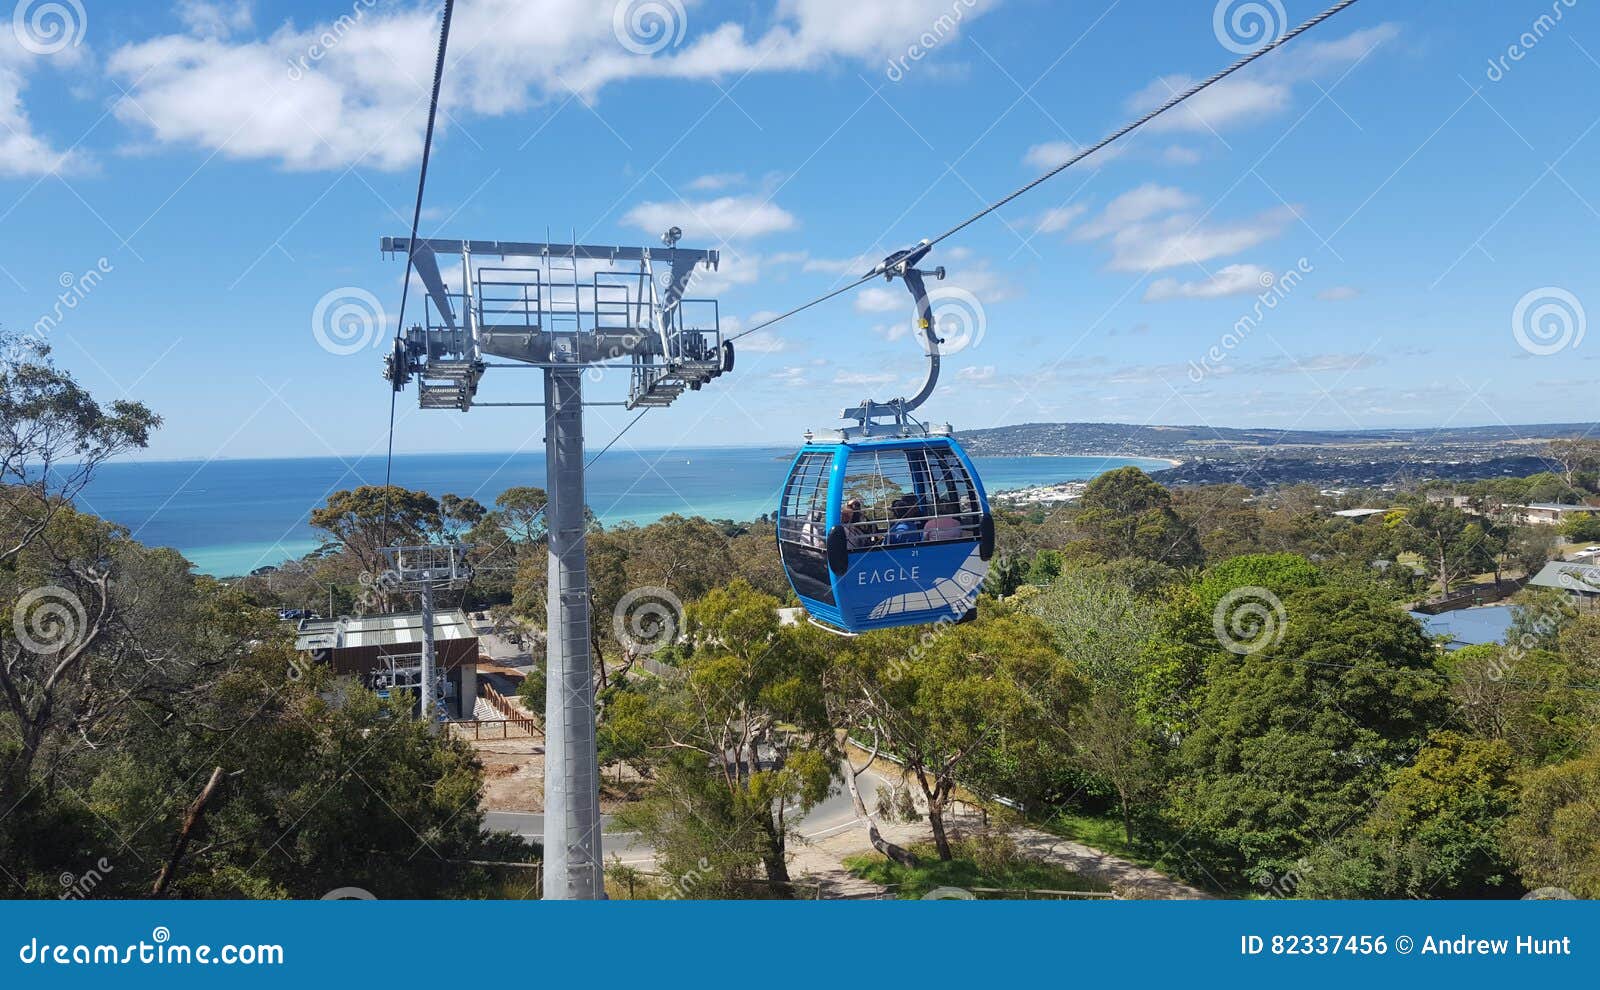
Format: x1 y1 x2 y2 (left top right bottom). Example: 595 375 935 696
777 435 995 633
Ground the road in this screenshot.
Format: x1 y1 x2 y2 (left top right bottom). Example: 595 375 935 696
483 768 885 863
484 811 653 866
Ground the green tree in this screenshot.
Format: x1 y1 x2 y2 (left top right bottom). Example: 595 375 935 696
833 612 1075 860
1547 439 1600 489
1561 513 1600 542
1504 740 1600 898
1139 553 1322 737
1506 524 1558 578
1073 467 1200 566
0 340 161 825
1400 502 1492 594
0 337 160 562
309 486 441 592
1297 732 1519 898
1170 585 1452 884
490 486 549 546
615 582 832 891
438 493 487 540
1025 573 1161 841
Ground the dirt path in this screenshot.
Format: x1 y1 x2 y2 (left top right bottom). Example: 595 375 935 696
787 763 1209 900
1007 828 1210 899
791 812 1208 899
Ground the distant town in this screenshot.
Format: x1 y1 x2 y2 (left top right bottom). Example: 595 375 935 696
960 421 1598 490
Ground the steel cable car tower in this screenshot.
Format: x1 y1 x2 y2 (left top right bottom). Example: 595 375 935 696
382 231 730 899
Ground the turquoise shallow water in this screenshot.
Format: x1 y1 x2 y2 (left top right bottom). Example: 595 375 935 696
78 449 1172 577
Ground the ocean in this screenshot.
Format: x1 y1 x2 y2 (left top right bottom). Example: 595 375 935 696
78 449 1172 577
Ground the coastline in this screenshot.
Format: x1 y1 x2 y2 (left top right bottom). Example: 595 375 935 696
991 455 1183 507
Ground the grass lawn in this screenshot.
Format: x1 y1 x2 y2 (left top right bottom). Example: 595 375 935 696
1037 810 1250 897
1036 810 1159 864
844 841 1111 899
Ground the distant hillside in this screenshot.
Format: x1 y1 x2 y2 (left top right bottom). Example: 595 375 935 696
955 422 1599 458
955 421 1595 490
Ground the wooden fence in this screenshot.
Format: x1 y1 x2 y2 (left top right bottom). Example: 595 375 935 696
448 719 541 741
447 682 542 741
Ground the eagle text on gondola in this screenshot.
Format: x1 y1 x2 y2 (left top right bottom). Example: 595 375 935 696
859 565 921 584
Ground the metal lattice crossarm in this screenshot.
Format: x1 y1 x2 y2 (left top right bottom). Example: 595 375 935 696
381 235 729 412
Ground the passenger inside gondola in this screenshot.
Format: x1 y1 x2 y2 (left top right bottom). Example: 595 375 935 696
923 498 962 541
888 496 923 545
841 498 873 548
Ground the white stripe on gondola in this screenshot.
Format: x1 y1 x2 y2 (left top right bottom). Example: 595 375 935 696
866 545 989 620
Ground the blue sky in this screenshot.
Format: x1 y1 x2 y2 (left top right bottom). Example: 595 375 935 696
1 0 1596 461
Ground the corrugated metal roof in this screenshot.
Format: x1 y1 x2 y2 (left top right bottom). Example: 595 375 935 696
1527 561 1600 594
294 609 476 651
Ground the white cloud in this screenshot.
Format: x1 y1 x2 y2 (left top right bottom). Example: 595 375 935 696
1163 145 1202 166
734 331 789 353
834 370 897 387
1126 25 1399 136
1022 140 1122 172
0 56 82 177
1145 263 1269 302
1105 205 1298 272
1033 203 1087 234
1253 352 1379 375
872 320 911 343
726 312 789 353
622 195 797 241
957 365 996 382
803 253 877 276
854 286 902 313
1317 286 1361 301
177 0 254 38
106 0 1000 171
1073 184 1195 241
770 366 809 387
1131 75 1291 134
686 172 746 191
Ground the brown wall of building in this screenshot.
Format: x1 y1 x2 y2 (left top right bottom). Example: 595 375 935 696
319 637 479 677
